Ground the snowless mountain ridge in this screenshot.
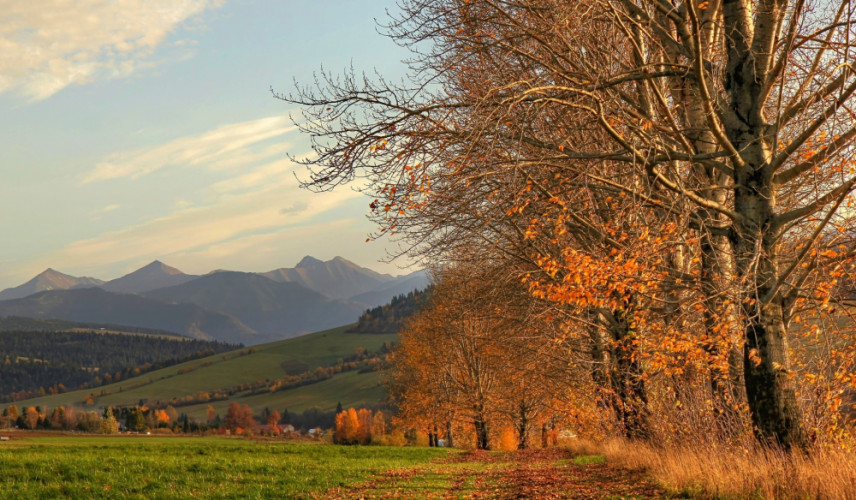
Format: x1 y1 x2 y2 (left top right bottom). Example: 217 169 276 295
0 257 427 344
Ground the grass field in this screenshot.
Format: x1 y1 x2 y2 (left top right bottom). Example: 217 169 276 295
9 325 397 418
0 434 671 499
0 435 451 499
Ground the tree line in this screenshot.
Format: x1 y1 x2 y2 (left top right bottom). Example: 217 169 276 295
347 289 431 333
0 330 237 402
282 0 856 452
0 401 352 437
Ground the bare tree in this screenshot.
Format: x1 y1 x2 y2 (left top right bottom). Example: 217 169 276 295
280 0 856 449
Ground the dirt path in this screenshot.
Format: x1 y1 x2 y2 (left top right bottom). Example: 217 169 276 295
325 448 667 499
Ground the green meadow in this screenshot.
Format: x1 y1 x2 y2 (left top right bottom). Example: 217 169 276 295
10 326 398 419
0 435 450 499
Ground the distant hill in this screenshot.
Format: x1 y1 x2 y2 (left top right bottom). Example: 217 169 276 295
101 260 198 294
348 288 431 334
6 325 398 420
0 288 257 344
144 271 365 337
348 270 428 308
0 316 185 338
0 330 237 402
0 269 103 301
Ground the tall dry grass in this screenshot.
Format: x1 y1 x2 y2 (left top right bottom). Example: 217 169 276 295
566 437 856 499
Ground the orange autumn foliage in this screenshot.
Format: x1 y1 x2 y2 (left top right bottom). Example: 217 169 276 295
334 408 362 445
156 409 170 425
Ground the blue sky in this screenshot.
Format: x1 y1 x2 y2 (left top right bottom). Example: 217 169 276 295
0 0 413 289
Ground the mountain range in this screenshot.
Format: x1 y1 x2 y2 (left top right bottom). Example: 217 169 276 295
0 257 426 345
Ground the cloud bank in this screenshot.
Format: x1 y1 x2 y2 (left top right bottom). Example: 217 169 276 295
0 0 222 100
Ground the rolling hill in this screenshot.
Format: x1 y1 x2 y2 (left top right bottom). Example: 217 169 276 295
0 330 237 401
6 325 398 419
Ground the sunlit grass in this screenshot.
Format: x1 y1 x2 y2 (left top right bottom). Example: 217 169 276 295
0 436 450 499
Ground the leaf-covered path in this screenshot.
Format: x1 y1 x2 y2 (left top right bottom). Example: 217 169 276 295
324 448 667 499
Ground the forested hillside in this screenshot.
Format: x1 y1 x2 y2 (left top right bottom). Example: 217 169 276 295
6 325 398 423
347 288 430 334
0 331 237 402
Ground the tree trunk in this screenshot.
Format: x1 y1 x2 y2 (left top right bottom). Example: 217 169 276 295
721 0 806 450
741 295 805 449
516 400 529 450
474 415 489 450
587 320 614 411
683 58 743 419
733 154 806 449
607 306 649 440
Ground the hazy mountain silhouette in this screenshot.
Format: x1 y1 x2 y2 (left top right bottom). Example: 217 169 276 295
144 271 365 337
0 288 256 344
100 260 198 294
259 255 396 299
0 256 427 342
347 269 428 308
0 269 104 301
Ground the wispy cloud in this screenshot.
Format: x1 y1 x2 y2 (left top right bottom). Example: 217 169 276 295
81 116 294 183
3 114 379 287
0 0 223 101
279 201 308 215
56 180 361 270
97 204 121 214
53 113 362 273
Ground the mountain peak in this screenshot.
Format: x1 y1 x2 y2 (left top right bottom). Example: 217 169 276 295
296 255 324 268
0 268 104 301
140 260 184 275
100 261 196 294
35 268 103 283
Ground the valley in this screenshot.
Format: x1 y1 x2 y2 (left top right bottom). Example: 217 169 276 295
0 256 424 428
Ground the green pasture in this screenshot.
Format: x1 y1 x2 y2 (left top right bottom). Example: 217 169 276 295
7 326 397 417
178 370 387 419
0 435 450 499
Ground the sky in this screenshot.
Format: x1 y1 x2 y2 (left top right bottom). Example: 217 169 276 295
0 0 415 290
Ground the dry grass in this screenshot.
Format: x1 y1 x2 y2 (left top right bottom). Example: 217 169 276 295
565 438 856 499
